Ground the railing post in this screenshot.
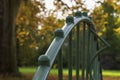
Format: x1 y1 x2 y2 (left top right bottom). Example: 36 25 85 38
58 49 63 80
75 11 82 80
82 12 88 80
66 16 74 80
90 30 94 80
87 26 91 80
68 31 73 80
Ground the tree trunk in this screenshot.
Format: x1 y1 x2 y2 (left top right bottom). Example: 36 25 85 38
0 0 21 76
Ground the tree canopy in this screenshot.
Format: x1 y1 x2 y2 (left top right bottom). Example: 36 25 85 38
15 0 120 69
92 0 120 69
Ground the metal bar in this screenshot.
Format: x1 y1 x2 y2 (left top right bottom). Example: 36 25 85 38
93 38 98 80
95 42 101 80
87 27 110 80
76 23 80 80
86 26 91 80
82 22 86 80
68 31 72 80
90 28 110 47
58 49 63 80
89 31 94 80
97 41 101 80
100 62 103 80
98 42 103 80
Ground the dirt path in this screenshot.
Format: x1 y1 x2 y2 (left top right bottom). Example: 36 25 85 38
103 77 120 80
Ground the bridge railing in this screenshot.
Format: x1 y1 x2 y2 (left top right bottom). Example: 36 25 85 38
33 11 110 80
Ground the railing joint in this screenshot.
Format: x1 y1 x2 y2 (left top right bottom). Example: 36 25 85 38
54 28 64 38
88 16 92 20
38 55 50 66
75 11 82 17
66 16 74 24
82 12 88 17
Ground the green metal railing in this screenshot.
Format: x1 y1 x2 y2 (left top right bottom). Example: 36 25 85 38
33 11 110 80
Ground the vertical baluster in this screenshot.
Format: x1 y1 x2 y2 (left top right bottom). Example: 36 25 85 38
76 23 80 80
89 28 94 80
97 42 102 80
68 31 72 80
58 49 63 80
93 36 98 80
86 26 91 80
74 11 82 80
100 60 103 80
93 36 99 80
97 43 101 80
82 22 86 80
98 41 103 80
90 28 98 80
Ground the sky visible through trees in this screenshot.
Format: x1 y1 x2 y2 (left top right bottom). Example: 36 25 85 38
45 0 103 12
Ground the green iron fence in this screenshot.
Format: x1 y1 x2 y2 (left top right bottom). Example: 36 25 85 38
33 11 110 80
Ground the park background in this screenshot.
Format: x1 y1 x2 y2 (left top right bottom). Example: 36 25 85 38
16 0 120 70
0 0 120 80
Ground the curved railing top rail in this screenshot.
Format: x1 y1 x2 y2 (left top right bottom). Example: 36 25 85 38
33 11 110 80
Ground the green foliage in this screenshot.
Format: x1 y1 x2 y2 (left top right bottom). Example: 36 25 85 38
92 0 120 69
16 1 40 46
16 0 64 66
38 16 64 50
16 0 41 66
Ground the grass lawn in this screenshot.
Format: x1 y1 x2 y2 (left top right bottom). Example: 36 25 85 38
0 67 120 80
19 67 37 74
19 67 120 77
102 70 120 77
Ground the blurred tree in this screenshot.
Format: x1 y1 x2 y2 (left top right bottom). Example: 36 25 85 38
92 0 120 69
16 0 42 66
16 0 40 47
38 16 64 55
17 0 111 67
16 0 64 66
53 0 89 17
0 0 21 76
